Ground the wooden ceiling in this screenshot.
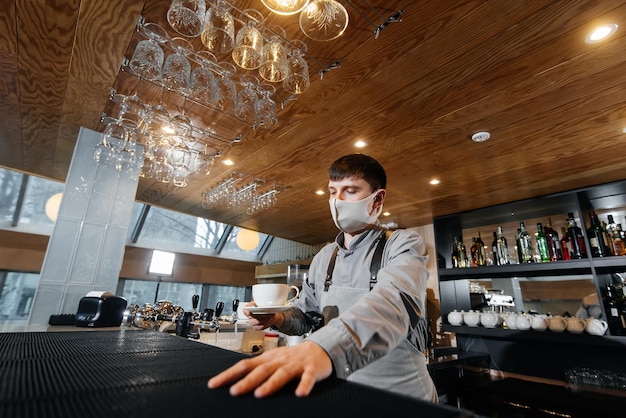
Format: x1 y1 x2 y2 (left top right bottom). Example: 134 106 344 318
2 0 626 246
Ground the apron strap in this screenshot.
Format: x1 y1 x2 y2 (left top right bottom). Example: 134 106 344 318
369 230 391 290
324 230 391 292
324 246 340 291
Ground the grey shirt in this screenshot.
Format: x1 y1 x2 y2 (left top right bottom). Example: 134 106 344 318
279 226 431 379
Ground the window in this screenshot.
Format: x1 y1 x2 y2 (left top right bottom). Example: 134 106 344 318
0 271 40 325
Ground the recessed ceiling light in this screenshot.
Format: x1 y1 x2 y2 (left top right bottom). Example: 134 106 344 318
354 140 367 148
586 23 618 43
429 179 440 185
383 211 391 216
471 131 490 142
316 190 325 195
222 159 234 166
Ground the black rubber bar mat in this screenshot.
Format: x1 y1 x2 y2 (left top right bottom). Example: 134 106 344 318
0 330 479 418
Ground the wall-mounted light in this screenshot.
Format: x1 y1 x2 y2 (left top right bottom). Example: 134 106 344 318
148 250 176 277
45 193 63 222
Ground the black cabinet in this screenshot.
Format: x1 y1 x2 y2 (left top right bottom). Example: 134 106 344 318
434 179 626 387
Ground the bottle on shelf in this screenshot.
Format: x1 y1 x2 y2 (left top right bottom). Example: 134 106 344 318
560 226 572 260
603 283 626 336
587 211 610 257
517 221 534 263
612 224 626 256
470 232 486 267
566 212 587 259
495 226 510 265
535 222 550 262
603 215 616 256
456 236 469 268
451 236 459 268
491 231 498 265
451 236 468 268
544 218 563 261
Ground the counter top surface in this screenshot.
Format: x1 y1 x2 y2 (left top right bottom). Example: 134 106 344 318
0 329 482 418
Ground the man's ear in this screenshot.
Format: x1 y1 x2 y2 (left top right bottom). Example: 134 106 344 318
374 189 386 207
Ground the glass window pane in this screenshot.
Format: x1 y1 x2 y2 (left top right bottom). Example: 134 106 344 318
137 206 224 250
204 284 249 316
20 175 64 227
119 279 158 306
156 282 203 311
126 202 147 239
0 168 24 222
0 271 40 326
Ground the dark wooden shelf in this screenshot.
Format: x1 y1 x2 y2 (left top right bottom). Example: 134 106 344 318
438 259 592 280
442 324 626 348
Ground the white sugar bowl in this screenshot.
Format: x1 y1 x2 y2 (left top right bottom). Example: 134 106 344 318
480 312 500 328
463 310 480 327
447 310 464 326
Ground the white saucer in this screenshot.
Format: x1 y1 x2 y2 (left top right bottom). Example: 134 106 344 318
246 305 292 314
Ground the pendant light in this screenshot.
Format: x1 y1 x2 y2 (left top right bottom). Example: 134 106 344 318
261 0 309 15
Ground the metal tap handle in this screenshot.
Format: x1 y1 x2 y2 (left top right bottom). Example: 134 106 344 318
232 299 239 314
192 294 199 311
215 301 224 318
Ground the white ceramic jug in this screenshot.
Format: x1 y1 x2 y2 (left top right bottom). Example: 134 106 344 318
585 318 609 335
447 310 463 326
516 314 532 330
480 312 499 328
463 310 480 327
531 315 548 331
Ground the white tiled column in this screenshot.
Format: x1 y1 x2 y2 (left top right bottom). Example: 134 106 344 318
28 127 142 325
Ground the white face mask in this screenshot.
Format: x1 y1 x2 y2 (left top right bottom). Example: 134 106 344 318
329 191 383 234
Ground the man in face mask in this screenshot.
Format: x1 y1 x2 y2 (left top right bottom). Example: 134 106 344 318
209 154 436 402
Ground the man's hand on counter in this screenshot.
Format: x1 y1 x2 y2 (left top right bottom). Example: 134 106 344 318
207 341 333 398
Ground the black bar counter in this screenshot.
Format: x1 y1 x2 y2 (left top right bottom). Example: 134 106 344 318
0 330 482 418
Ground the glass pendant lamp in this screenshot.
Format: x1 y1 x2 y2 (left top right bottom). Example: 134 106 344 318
261 0 309 15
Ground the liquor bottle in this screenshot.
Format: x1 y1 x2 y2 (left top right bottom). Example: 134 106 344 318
604 215 616 255
587 211 610 257
451 236 459 268
470 232 486 267
495 226 510 265
491 231 498 264
456 237 469 268
517 221 534 263
612 224 626 256
560 226 572 260
566 213 587 259
535 222 550 262
544 218 563 261
603 283 625 336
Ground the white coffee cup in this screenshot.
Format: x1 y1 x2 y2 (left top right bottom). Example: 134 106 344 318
252 284 300 307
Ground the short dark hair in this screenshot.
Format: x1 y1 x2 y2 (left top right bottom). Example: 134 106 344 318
329 154 386 190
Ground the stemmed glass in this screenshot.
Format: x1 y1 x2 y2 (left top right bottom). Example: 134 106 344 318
255 84 278 128
232 9 265 70
162 37 193 92
201 0 235 54
283 40 310 94
235 74 260 124
299 0 349 41
259 26 289 83
189 51 217 104
212 62 238 113
167 0 206 38
129 23 167 81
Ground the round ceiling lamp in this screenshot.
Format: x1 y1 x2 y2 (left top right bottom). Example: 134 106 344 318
45 192 63 222
236 228 260 251
261 0 309 15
